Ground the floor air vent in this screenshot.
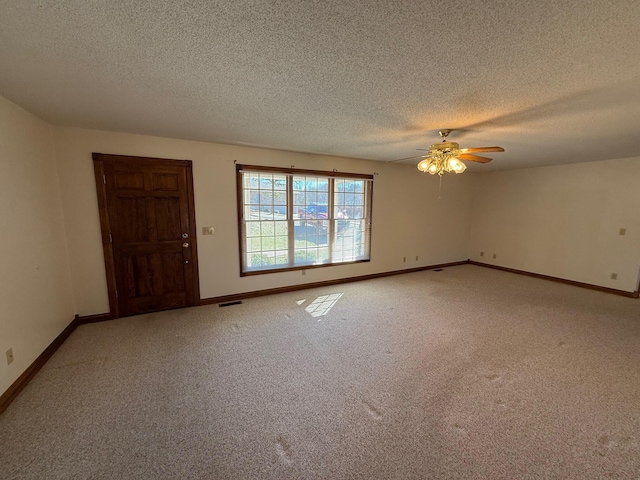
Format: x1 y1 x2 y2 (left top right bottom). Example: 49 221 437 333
219 301 242 307
433 269 444 272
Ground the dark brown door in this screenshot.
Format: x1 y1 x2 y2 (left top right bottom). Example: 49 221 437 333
93 154 200 318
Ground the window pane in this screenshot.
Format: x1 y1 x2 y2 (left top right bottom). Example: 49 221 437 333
275 250 289 264
275 221 288 235
245 221 257 238
273 175 287 190
260 222 274 236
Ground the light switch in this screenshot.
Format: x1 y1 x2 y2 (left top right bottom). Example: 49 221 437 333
619 228 626 236
203 226 215 235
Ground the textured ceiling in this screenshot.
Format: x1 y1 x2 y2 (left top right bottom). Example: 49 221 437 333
1 0 640 171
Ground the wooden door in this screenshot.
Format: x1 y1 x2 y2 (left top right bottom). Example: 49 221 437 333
93 154 200 318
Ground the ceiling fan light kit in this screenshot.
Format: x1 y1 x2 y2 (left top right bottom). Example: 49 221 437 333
417 154 466 175
415 129 504 175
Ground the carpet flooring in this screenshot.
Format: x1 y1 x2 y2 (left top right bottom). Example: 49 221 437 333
1 265 639 479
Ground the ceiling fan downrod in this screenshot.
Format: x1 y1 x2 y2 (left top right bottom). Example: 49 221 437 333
439 129 451 142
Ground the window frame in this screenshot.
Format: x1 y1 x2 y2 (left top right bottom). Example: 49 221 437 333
236 164 373 276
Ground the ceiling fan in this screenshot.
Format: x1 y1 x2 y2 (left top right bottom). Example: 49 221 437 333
391 129 505 175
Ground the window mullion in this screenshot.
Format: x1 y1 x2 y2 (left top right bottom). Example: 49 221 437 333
287 174 294 267
238 170 248 273
364 180 372 258
328 177 335 264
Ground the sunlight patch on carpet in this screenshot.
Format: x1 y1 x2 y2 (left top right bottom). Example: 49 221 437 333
305 293 343 319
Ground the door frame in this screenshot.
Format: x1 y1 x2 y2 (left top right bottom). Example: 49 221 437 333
92 153 201 318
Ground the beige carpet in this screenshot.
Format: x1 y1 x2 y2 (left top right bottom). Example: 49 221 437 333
1 265 639 479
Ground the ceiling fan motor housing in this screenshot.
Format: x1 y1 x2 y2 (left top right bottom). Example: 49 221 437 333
430 141 460 155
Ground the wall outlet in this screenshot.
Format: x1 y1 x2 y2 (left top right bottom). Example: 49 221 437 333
202 226 215 235
480 251 484 257
611 273 618 280
619 228 626 236
301 270 306 276
415 256 419 261
492 254 497 259
403 257 406 262
6 348 14 365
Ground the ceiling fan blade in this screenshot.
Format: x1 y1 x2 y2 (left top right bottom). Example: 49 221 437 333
459 146 505 153
387 154 428 163
457 153 493 163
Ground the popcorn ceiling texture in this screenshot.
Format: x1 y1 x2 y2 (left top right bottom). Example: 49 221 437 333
1 0 639 170
0 265 639 478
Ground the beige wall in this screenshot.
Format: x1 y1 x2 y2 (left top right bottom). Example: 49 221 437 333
469 158 640 293
54 127 475 316
0 97 75 395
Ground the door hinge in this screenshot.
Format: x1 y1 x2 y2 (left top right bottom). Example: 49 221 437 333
109 233 112 243
103 174 106 185
115 289 118 298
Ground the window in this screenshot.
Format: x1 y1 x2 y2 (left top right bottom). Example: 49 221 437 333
237 164 373 275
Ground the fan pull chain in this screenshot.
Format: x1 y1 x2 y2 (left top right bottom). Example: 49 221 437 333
438 173 443 199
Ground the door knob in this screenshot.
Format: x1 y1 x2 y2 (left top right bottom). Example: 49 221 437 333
182 242 189 248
